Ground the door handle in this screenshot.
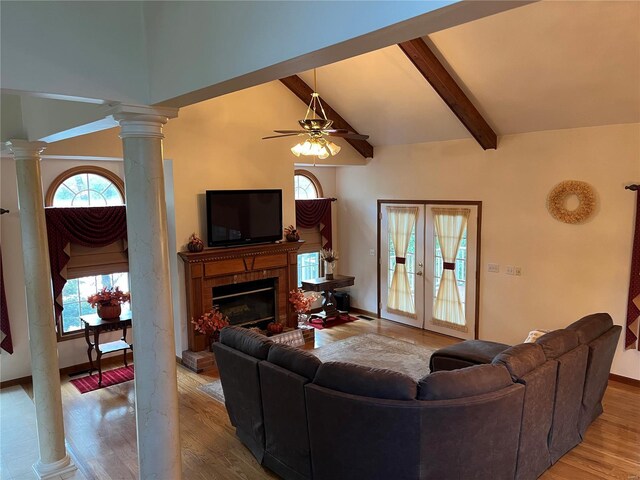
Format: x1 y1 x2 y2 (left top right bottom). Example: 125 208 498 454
416 271 423 276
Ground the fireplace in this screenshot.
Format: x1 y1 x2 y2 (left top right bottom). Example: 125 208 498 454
213 278 276 328
179 241 302 354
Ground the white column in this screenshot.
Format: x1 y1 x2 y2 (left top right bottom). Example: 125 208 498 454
5 140 77 480
109 105 182 480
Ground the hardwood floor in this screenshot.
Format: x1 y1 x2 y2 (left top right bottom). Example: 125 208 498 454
19 318 640 479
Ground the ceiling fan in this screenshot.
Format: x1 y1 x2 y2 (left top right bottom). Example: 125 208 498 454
263 69 369 159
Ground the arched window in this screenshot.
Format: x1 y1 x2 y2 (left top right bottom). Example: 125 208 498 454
294 170 323 200
45 166 125 207
294 170 324 284
45 166 129 340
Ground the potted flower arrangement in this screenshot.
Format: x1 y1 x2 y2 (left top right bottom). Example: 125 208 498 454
320 248 339 279
289 288 320 327
187 233 204 252
191 306 229 351
87 286 131 320
284 225 300 242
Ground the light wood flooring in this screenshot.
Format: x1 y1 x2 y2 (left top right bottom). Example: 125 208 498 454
17 318 640 479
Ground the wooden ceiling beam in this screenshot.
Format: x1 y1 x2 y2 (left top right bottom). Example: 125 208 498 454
398 38 497 150
279 75 374 159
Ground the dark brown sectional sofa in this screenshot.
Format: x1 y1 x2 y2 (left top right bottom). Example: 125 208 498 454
212 313 620 480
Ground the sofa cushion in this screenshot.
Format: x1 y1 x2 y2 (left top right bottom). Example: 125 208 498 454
524 329 550 343
566 313 614 345
429 339 510 371
267 343 321 380
220 326 273 360
417 364 513 401
536 330 579 359
313 362 417 400
492 343 546 380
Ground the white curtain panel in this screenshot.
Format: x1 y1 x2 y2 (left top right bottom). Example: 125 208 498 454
432 208 470 331
387 206 418 317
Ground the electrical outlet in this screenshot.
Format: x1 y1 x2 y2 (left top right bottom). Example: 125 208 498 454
369 249 375 256
506 265 515 275
515 266 522 276
488 263 500 273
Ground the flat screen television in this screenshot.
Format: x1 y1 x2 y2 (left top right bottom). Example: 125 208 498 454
206 189 283 247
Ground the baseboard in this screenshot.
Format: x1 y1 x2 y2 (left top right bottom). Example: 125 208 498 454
349 307 378 319
0 352 134 390
609 373 640 388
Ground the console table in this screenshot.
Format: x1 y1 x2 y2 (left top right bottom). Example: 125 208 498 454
301 275 355 326
80 311 133 386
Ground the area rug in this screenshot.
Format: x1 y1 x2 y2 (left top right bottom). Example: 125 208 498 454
70 365 134 394
311 333 434 381
199 333 434 404
307 314 358 330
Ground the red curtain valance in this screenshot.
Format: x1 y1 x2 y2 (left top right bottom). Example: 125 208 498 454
296 198 332 249
45 206 128 319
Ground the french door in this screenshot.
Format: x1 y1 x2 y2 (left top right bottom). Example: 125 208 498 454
379 201 479 340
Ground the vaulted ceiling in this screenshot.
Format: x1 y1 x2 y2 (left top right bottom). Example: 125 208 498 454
293 0 639 150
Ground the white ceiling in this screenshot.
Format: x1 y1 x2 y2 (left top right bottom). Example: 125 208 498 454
297 0 640 147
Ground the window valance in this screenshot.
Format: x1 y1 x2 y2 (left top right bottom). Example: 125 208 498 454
295 198 333 249
45 206 128 319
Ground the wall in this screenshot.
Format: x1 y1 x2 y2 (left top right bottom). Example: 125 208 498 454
336 123 640 380
0 157 126 382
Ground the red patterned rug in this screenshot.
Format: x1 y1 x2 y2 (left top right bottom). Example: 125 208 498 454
308 315 358 330
70 365 134 394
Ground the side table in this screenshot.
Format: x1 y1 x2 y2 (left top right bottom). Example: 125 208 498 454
301 274 355 326
80 311 133 386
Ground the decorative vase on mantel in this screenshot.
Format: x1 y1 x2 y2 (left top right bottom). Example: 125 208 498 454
325 261 335 280
97 303 121 320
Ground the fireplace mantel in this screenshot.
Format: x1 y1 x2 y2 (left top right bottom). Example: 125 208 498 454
179 241 303 352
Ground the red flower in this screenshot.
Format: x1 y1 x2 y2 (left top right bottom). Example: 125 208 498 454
289 288 319 314
191 306 229 335
87 286 131 308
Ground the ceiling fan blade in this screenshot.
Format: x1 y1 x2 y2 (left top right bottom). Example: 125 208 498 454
274 130 307 134
262 133 302 140
326 132 370 140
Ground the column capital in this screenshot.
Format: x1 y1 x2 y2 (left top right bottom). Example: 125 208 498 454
107 104 179 139
4 140 47 160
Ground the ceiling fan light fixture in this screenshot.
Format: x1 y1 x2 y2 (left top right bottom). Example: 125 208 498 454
326 140 341 156
291 138 340 160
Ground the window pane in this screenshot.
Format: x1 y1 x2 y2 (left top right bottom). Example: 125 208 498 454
297 252 320 286
88 173 111 194
433 228 467 312
53 185 75 207
89 189 108 206
71 191 90 207
103 184 124 205
63 174 87 194
53 171 124 207
388 226 416 302
294 175 318 200
60 272 130 335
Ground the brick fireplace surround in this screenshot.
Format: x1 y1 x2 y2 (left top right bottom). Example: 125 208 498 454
178 242 303 370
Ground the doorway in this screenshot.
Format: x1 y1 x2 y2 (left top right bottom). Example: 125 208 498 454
378 200 481 340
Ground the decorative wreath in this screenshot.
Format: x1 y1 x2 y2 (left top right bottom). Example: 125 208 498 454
546 180 597 224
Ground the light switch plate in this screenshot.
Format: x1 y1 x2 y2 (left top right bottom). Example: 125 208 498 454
369 249 375 256
506 265 515 275
488 263 499 273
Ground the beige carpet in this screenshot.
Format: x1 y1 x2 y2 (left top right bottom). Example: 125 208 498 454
199 333 434 404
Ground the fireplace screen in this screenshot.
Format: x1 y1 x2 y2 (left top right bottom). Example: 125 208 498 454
212 278 276 327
